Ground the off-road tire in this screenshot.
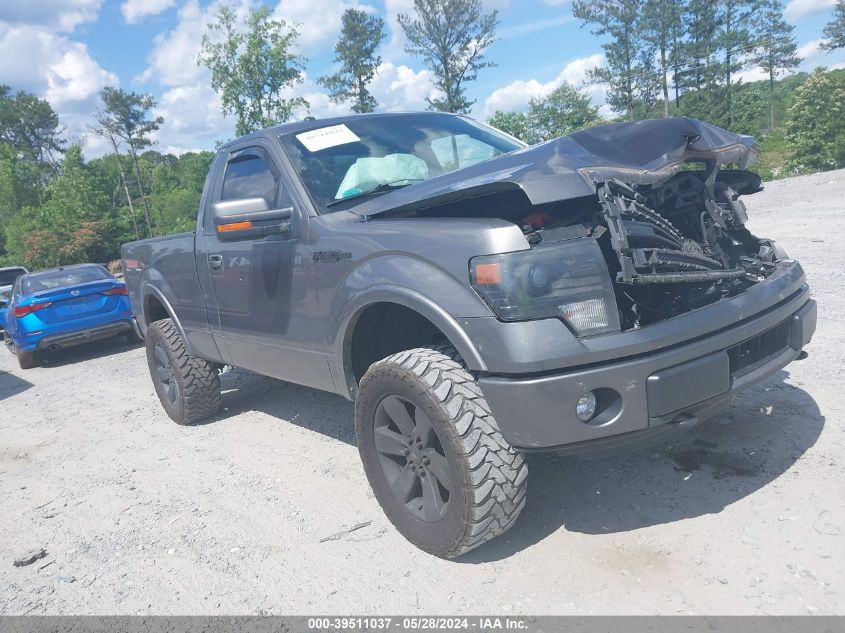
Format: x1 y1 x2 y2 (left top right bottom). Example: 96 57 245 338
356 346 527 558
145 318 221 425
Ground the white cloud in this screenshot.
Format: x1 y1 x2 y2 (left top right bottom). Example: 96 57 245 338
153 81 234 154
796 38 824 62
784 0 836 21
481 53 606 118
369 62 442 111
135 0 250 152
136 0 237 88
288 64 439 120
735 38 830 85
383 0 419 61
121 0 177 24
734 65 768 84
1 0 101 33
271 0 377 51
0 23 117 155
0 0 115 155
138 0 442 151
542 0 570 5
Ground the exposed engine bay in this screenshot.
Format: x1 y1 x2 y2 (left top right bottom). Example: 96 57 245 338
518 167 784 330
357 117 786 334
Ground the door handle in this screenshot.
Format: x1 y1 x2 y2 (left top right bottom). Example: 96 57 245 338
208 254 223 272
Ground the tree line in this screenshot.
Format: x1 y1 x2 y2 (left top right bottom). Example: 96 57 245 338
1 0 844 270
0 85 212 268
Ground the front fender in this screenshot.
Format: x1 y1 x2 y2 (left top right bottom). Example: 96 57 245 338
329 254 492 397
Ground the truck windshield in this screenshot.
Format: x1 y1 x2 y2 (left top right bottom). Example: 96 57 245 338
279 113 523 213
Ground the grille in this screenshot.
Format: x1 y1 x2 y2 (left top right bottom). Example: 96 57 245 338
727 319 791 376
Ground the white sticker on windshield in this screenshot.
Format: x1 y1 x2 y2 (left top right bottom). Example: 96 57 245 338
295 124 361 152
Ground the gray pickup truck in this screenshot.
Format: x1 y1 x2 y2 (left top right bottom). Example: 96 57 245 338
122 112 816 558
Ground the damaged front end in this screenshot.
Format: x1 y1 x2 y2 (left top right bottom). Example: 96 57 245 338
466 118 788 334
496 165 786 334
593 167 784 330
355 116 792 336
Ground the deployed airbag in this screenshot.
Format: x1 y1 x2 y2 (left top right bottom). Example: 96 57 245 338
336 154 429 199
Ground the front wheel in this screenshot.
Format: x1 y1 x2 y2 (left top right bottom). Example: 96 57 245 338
355 346 527 558
145 318 221 425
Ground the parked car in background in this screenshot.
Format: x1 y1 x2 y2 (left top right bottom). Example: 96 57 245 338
3 264 137 369
0 266 28 331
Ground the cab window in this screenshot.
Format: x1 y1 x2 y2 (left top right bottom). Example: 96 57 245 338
221 152 277 205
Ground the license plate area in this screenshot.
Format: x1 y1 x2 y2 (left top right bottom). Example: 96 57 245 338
727 318 790 377
647 352 730 418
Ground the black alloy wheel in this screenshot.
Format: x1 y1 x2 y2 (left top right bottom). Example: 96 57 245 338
144 318 221 425
374 394 451 523
355 346 528 558
152 342 179 406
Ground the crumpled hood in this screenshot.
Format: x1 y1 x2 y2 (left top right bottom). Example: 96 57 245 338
351 117 758 218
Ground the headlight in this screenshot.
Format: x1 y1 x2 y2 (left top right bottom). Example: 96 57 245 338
470 238 620 337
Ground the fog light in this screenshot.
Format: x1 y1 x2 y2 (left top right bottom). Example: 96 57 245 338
576 392 597 421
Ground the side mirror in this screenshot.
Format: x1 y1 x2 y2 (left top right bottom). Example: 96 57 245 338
212 198 294 241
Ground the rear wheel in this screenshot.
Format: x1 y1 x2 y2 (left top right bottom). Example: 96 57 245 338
17 349 37 370
145 318 221 425
5 335 37 370
355 346 527 558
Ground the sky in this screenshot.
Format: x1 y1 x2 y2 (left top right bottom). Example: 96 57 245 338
1 0 843 157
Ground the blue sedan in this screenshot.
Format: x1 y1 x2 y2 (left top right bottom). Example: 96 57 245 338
3 264 137 369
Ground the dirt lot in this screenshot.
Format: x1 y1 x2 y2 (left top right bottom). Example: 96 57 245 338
1 169 843 616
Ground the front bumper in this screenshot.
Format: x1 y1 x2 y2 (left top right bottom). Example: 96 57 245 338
478 294 816 451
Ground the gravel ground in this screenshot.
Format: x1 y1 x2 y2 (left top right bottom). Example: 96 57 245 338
0 169 843 616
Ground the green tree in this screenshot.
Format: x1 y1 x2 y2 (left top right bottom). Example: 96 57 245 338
820 0 845 52
785 68 845 172
526 83 601 143
0 85 65 172
0 85 65 208
398 0 499 113
0 144 19 255
199 3 307 135
91 113 140 240
573 0 656 121
487 110 529 142
642 0 686 117
319 9 386 113
4 145 118 269
731 84 768 134
676 0 722 118
97 87 164 238
749 0 801 130
716 0 759 128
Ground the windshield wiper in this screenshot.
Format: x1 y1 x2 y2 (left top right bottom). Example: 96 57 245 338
325 179 424 208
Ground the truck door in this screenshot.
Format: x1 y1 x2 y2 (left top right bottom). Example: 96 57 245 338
195 141 335 393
